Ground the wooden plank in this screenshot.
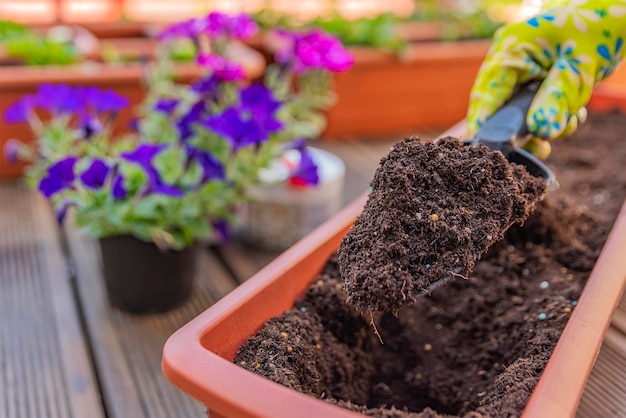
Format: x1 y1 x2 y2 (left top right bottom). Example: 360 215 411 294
319 139 388 180
611 290 626 334
197 248 239 299
577 327 626 418
0 182 104 418
214 243 279 284
64 225 239 418
64 225 148 418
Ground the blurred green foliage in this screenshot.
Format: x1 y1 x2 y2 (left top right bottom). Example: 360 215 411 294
411 0 513 41
0 20 80 66
0 20 29 40
308 13 405 53
411 0 523 40
252 10 406 54
252 0 524 54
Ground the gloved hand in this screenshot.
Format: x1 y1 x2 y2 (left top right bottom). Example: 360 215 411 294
467 0 626 159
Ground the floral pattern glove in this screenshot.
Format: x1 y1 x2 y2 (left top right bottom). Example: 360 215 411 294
467 0 626 158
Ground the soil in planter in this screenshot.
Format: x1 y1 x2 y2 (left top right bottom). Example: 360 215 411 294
337 137 547 313
235 110 626 418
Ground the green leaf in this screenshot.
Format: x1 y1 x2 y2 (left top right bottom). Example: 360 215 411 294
180 160 203 187
118 162 149 195
307 13 406 54
153 146 185 184
4 34 79 65
129 194 168 221
0 20 28 41
191 131 231 162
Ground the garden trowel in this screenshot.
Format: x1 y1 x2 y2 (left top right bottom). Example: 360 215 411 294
467 81 557 188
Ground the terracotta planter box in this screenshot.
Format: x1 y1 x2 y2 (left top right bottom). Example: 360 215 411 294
598 62 626 91
162 88 626 417
32 22 150 39
322 40 491 140
396 21 447 43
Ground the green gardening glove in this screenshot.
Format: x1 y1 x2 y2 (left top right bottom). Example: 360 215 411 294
467 0 626 159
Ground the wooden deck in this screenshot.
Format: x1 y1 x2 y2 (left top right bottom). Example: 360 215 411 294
0 136 625 418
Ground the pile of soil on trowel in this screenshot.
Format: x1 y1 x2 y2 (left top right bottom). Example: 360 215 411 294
337 136 547 313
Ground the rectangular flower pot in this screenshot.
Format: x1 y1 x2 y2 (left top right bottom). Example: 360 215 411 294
162 87 626 418
321 40 491 140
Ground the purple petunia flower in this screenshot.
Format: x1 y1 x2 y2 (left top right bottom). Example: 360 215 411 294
196 53 245 81
4 84 130 132
4 139 20 163
153 183 185 197
38 157 78 198
185 145 225 182
204 84 283 150
35 83 84 116
128 118 140 132
276 29 354 74
213 219 230 243
176 101 205 141
55 200 74 224
191 75 220 96
289 147 319 187
160 12 258 42
157 17 205 42
239 84 284 132
204 12 228 38
80 86 129 115
121 143 167 166
77 110 104 139
287 138 307 151
121 143 184 198
3 95 35 124
154 98 180 115
91 89 130 114
203 12 258 40
226 13 258 40
112 174 127 200
204 107 267 150
80 159 110 189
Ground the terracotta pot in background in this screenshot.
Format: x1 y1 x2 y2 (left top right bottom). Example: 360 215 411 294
395 21 447 42
599 62 626 91
62 22 149 39
322 40 490 140
591 82 626 113
161 88 626 417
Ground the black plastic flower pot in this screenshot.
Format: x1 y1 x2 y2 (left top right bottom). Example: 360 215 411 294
99 235 196 313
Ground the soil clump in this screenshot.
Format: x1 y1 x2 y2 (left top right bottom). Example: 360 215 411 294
338 137 546 313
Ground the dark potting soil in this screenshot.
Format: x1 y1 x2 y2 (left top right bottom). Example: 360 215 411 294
235 110 626 417
337 137 547 313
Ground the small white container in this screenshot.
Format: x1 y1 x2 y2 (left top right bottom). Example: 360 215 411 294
237 147 345 251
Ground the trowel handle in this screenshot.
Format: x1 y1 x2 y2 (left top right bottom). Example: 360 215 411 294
474 81 542 154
